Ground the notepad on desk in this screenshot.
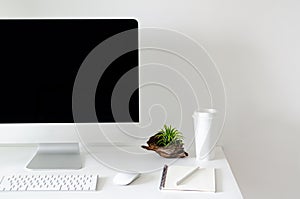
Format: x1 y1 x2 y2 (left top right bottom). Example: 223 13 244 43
159 165 215 192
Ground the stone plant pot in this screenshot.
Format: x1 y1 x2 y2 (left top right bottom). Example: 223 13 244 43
141 133 188 158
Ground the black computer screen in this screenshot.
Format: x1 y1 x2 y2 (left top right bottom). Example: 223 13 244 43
0 19 139 123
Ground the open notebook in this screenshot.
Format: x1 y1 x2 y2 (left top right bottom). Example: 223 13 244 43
159 165 215 192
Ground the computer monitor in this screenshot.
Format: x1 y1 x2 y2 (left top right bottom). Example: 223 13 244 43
0 19 139 169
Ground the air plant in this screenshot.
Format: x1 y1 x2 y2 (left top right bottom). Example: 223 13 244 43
141 124 188 158
155 125 183 146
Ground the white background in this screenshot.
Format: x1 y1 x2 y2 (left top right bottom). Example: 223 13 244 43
0 0 300 198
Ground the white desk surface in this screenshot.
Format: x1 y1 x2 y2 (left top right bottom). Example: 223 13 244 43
0 145 243 199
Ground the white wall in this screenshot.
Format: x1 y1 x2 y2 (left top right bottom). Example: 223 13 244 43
1 0 300 198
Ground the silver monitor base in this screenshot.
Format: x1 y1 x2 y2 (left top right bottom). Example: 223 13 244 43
26 143 82 170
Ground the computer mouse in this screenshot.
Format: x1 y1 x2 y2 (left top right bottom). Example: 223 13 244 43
113 172 140 186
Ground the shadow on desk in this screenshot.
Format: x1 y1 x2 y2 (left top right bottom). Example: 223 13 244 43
215 168 223 193
97 176 107 191
130 173 155 186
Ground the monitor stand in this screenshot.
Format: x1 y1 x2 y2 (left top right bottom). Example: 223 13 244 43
26 143 82 170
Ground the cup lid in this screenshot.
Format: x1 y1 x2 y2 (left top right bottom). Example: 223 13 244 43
193 109 217 117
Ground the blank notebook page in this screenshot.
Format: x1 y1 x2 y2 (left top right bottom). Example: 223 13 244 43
163 166 215 192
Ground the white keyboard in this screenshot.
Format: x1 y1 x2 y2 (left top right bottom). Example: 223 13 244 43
0 174 98 191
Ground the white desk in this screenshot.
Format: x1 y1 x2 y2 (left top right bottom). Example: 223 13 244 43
0 145 243 199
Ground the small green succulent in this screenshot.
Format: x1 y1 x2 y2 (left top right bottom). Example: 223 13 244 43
155 125 183 147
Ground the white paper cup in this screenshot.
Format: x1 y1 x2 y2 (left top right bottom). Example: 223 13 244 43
193 109 217 161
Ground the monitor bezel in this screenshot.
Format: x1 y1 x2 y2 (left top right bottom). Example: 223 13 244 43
0 17 140 144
